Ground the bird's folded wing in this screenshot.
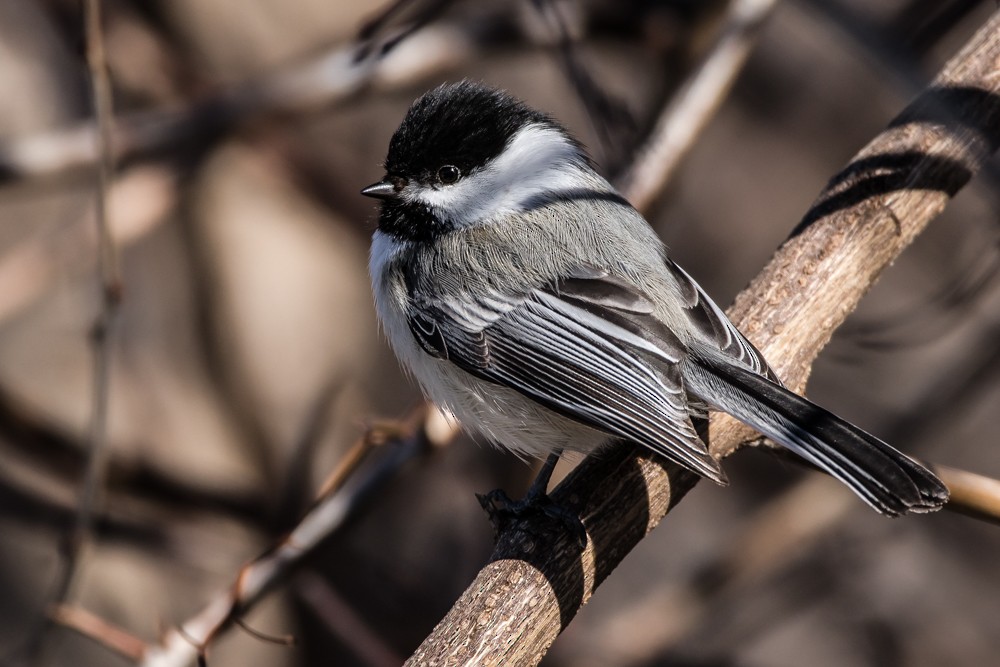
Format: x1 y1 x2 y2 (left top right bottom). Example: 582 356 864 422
665 259 780 382
407 268 725 482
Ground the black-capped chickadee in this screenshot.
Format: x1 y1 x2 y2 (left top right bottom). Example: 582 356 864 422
363 81 948 516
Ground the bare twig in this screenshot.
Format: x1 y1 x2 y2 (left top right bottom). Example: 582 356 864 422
52 0 123 607
406 12 1000 666
314 414 400 499
530 0 635 166
134 408 452 667
50 605 147 662
87 1 121 301
936 465 1000 526
18 8 122 663
617 0 780 213
0 22 475 184
38 408 456 666
355 0 458 63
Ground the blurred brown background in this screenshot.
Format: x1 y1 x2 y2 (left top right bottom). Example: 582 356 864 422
1 0 999 666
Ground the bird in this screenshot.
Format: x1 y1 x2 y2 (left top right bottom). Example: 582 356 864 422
362 80 949 517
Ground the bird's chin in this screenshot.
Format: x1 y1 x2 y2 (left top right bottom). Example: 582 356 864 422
374 199 451 244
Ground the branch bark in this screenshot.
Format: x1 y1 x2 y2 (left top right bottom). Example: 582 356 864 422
406 11 1000 667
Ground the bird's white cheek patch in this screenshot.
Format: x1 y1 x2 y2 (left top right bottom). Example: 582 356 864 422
411 123 591 228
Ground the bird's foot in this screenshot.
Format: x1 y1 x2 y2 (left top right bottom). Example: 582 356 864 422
476 487 587 548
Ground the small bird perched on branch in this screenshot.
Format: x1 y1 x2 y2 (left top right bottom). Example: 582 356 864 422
363 81 948 517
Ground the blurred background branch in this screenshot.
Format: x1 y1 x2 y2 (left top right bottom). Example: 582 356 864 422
50 408 451 667
58 0 121 602
25 1 124 664
618 0 780 211
138 409 450 667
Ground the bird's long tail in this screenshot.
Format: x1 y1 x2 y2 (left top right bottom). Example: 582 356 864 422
682 352 949 516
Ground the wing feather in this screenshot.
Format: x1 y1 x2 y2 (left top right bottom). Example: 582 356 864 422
666 259 779 382
407 270 725 482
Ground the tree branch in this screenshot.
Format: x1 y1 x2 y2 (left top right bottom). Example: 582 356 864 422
0 21 472 185
618 0 780 212
137 408 453 667
406 11 1000 667
935 464 1000 526
48 0 120 640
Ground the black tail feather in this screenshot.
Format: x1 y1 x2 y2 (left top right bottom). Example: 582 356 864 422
684 353 949 516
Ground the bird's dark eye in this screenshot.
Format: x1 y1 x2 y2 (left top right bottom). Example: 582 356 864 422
437 165 461 184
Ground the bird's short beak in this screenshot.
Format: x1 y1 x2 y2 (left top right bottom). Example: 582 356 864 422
361 180 398 200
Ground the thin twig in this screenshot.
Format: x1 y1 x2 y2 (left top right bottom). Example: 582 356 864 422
530 0 635 167
50 605 147 662
314 413 405 499
0 22 475 184
617 0 780 213
44 411 445 667
935 465 1000 526
20 6 122 663
355 0 457 62
135 409 451 667
53 0 123 605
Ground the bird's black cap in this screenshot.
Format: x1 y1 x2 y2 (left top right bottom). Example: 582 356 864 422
383 81 566 181
366 82 586 242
